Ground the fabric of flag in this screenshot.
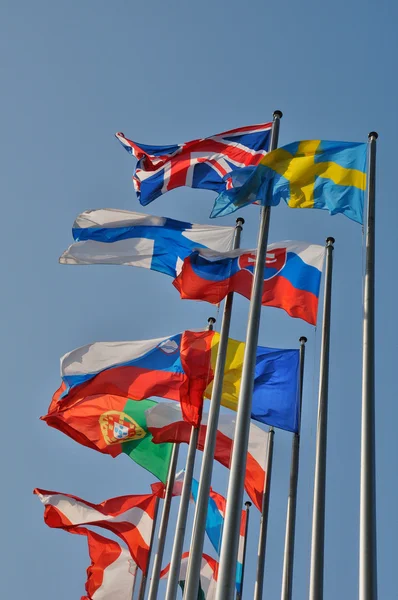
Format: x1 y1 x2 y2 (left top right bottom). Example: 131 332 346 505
42 397 172 483
151 469 185 498
146 402 268 510
160 551 218 599
34 488 157 572
173 241 325 325
60 209 235 277
191 479 246 593
210 140 367 223
50 330 216 428
115 122 272 206
82 530 137 600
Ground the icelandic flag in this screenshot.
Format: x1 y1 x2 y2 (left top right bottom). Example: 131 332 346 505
115 122 272 206
191 479 246 594
173 241 325 325
60 209 235 278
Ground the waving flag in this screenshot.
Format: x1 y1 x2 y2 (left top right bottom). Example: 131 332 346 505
34 488 157 572
151 469 185 498
60 209 234 277
160 551 218 599
191 480 247 593
146 402 269 510
210 140 367 222
82 531 137 600
115 122 272 206
42 398 173 483
51 330 215 428
174 241 325 325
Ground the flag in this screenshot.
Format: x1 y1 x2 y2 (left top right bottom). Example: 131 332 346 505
115 122 272 206
146 402 269 510
173 241 325 325
191 480 246 593
51 330 216 428
151 469 185 498
160 551 218 599
210 139 367 223
34 488 157 572
60 209 235 277
42 397 173 483
82 530 137 600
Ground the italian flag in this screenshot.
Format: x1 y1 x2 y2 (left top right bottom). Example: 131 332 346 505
42 397 172 483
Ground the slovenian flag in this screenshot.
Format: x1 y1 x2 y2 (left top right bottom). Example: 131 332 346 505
146 401 269 510
173 241 325 325
59 208 235 277
34 488 157 572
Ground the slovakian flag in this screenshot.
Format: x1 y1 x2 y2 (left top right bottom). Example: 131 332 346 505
42 397 173 483
51 331 216 428
146 402 269 510
191 479 246 594
59 209 234 277
82 531 137 600
173 241 325 325
115 122 272 206
34 488 158 572
160 551 218 599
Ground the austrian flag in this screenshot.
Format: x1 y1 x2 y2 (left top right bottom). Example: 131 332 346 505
115 122 272 206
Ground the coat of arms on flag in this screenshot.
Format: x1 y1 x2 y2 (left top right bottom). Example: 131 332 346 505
99 411 146 445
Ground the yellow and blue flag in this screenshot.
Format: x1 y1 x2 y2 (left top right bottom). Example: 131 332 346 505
210 140 367 224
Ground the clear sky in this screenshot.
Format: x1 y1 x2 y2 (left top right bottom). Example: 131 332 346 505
1 1 397 598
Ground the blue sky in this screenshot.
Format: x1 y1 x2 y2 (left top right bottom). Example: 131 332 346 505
1 1 397 598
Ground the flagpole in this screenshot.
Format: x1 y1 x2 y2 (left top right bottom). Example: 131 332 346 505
137 496 161 600
183 218 244 599
254 426 275 600
360 132 378 600
236 501 252 600
214 109 282 600
131 565 138 599
147 443 180 600
281 336 307 600
164 317 216 600
309 237 335 600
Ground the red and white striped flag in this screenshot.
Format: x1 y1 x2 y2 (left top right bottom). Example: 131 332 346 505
34 488 157 572
82 530 137 600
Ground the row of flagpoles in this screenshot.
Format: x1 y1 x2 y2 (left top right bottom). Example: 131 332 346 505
35 110 378 600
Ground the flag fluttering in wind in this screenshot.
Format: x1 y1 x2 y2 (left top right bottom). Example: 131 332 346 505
115 123 272 206
82 530 137 600
191 479 246 593
42 397 173 483
146 402 269 510
60 209 235 277
174 241 325 325
34 488 157 572
210 139 367 223
160 551 218 599
51 330 215 428
151 469 185 498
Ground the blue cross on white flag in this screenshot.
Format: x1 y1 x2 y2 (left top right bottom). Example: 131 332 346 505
59 209 235 277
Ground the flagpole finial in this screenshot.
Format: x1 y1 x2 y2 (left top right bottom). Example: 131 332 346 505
326 237 335 246
207 317 216 331
368 131 378 140
236 217 245 227
299 336 308 344
245 501 252 508
273 110 283 119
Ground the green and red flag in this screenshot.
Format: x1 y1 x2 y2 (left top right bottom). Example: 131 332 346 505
42 396 172 482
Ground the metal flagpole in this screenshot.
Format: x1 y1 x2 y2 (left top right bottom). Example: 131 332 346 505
309 237 335 600
137 496 161 600
281 336 307 600
164 317 216 600
236 501 252 600
147 443 180 600
360 132 378 600
214 109 282 600
183 218 244 599
254 426 275 600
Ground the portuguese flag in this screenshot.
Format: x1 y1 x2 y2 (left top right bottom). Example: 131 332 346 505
42 396 172 483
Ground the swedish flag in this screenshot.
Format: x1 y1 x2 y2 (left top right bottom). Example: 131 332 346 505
210 140 367 224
